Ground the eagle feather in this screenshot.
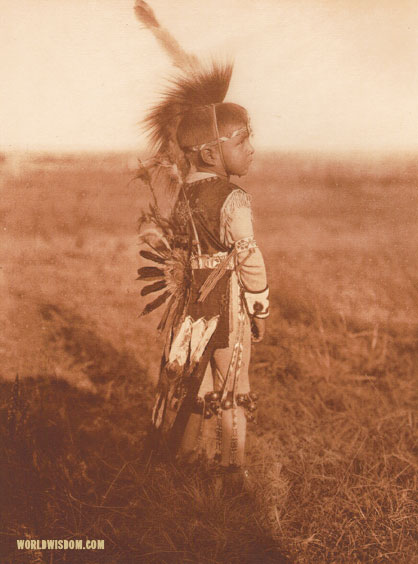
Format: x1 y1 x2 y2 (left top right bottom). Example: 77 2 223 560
134 0 198 73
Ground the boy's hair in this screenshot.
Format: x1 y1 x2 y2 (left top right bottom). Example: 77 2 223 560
176 103 249 150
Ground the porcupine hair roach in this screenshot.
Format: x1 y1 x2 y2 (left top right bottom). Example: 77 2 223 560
134 1 248 194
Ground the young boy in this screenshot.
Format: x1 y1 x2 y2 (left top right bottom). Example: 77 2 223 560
173 103 269 469
134 2 269 479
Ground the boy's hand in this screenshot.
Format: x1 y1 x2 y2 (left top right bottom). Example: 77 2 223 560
251 317 266 343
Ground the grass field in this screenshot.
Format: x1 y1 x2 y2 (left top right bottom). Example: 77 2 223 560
1 151 417 563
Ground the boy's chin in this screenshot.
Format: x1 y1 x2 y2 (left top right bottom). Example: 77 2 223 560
231 165 250 177
227 162 251 177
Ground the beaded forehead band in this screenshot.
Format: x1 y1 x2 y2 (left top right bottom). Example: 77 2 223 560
186 104 252 153
187 124 251 152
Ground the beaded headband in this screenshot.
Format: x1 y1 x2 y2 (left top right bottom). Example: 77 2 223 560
187 124 251 152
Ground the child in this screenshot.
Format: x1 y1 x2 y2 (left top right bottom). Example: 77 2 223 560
135 2 269 480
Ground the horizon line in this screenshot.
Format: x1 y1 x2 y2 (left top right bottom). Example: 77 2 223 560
1 147 417 158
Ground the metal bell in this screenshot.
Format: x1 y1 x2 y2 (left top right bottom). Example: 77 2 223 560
210 391 221 401
222 399 233 410
236 394 244 406
248 402 257 412
204 409 213 419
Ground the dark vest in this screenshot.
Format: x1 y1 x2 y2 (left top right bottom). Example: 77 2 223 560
172 176 242 348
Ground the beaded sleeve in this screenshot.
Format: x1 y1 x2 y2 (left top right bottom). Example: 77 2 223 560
221 189 269 318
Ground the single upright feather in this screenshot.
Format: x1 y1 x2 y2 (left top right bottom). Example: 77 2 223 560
134 0 198 73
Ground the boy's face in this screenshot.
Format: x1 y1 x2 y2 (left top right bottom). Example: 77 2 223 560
221 123 254 177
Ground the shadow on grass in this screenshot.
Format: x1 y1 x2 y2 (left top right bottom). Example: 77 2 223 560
1 304 291 563
40 302 149 390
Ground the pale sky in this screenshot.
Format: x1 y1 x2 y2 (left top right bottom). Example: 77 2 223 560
1 0 417 152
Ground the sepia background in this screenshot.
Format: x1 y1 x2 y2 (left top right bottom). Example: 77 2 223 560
1 1 417 563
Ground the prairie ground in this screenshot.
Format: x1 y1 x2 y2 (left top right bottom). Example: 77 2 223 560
0 151 417 563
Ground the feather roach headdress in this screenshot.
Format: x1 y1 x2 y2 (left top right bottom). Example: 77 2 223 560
134 0 234 196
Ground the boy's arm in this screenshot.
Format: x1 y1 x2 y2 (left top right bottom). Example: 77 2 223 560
221 190 269 323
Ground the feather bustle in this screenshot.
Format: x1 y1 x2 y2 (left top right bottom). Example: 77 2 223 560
139 250 166 264
137 266 165 279
157 294 177 332
140 290 171 317
141 279 167 297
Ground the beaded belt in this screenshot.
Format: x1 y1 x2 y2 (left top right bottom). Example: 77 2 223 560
190 252 234 270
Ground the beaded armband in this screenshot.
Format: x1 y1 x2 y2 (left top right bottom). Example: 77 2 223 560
234 236 258 254
244 286 270 319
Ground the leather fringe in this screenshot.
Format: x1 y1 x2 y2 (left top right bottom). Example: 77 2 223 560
219 189 252 245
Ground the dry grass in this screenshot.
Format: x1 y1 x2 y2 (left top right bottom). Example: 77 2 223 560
0 151 417 563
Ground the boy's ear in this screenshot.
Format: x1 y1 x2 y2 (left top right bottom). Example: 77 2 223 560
200 146 217 166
